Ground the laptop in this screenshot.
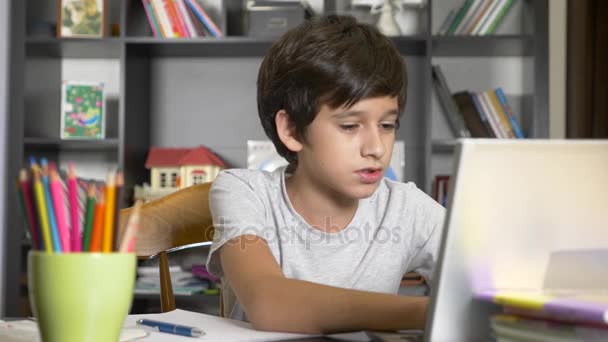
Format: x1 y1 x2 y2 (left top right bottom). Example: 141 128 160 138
424 139 608 342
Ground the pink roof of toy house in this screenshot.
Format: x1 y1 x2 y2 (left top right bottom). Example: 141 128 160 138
145 146 226 168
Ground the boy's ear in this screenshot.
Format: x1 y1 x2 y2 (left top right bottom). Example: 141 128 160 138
275 110 303 153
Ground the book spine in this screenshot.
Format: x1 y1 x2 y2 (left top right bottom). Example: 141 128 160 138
142 0 160 37
431 65 471 138
453 91 491 137
437 9 457 35
472 0 501 35
479 92 506 138
470 92 496 137
486 0 513 34
487 90 515 138
185 0 223 38
495 87 525 138
478 0 506 35
176 0 198 37
151 0 173 38
163 0 185 37
447 0 474 35
466 0 493 34
184 0 206 36
455 0 484 35
169 0 190 37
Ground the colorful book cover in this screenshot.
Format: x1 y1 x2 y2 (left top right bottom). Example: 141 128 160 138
60 81 105 139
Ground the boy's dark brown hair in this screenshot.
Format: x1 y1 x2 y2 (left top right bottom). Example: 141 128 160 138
257 15 408 166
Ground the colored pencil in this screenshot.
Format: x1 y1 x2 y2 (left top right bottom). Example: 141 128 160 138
113 170 124 250
67 163 81 252
31 162 53 253
49 164 71 252
103 171 116 252
18 170 40 249
82 182 96 252
89 187 105 252
40 159 62 253
119 200 142 253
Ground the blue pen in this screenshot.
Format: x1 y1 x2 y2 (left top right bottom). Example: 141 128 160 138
136 319 205 338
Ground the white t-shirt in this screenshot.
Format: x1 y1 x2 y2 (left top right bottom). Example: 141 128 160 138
206 167 445 320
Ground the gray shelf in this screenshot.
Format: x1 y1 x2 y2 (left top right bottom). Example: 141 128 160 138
432 35 535 56
26 37 124 58
124 35 427 57
24 137 120 150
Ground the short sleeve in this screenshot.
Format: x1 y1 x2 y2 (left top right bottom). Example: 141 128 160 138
205 170 275 278
406 195 446 284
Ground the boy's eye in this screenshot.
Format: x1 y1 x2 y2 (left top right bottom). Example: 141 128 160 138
340 124 358 131
381 122 399 130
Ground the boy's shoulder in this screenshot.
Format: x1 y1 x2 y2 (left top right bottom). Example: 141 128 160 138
377 178 445 215
211 167 283 193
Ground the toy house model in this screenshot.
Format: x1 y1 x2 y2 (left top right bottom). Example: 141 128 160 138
145 146 226 191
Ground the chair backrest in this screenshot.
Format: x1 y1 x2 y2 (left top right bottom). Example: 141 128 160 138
119 182 220 314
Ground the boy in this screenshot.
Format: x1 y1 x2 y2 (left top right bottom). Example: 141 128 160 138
206 15 445 333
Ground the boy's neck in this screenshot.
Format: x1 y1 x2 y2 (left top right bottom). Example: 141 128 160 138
285 169 358 233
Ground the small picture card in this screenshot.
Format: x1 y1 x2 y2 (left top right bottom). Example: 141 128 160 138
60 81 105 139
57 0 106 38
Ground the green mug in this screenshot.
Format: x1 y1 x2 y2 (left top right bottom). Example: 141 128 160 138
28 251 136 342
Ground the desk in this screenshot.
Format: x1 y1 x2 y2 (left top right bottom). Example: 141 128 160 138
2 312 421 342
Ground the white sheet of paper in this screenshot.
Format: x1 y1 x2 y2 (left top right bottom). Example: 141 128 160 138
124 309 314 342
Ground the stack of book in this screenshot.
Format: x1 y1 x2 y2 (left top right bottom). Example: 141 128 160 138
432 64 524 139
476 291 608 341
438 0 514 36
135 264 219 296
141 0 223 38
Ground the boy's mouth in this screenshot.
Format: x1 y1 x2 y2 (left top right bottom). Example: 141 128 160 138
355 168 383 183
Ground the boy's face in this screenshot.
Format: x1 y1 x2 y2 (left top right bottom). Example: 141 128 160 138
296 96 399 201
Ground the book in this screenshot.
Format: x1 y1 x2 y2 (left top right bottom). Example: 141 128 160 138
454 0 485 35
452 91 492 137
495 87 525 138
486 0 514 34
475 91 503 137
166 0 188 37
437 9 457 35
142 0 161 37
431 65 471 138
478 0 508 35
447 0 475 35
470 92 496 137
488 90 515 138
184 0 223 38
175 0 198 37
465 0 493 34
151 0 174 37
433 175 450 207
162 0 184 37
472 0 502 35
491 314 608 342
60 81 105 139
480 91 508 138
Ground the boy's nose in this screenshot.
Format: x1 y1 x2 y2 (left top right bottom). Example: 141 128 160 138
361 128 386 159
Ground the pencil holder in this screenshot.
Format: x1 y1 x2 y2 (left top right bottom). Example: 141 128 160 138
28 251 136 342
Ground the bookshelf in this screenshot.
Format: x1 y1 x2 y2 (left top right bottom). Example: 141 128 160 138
5 0 549 316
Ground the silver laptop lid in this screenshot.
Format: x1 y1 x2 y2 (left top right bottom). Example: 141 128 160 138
425 139 608 342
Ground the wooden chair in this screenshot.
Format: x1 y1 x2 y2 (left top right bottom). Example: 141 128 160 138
118 182 220 315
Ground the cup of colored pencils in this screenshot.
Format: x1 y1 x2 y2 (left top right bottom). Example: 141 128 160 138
18 158 143 342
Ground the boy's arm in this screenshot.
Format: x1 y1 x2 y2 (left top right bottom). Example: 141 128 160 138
220 235 428 334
